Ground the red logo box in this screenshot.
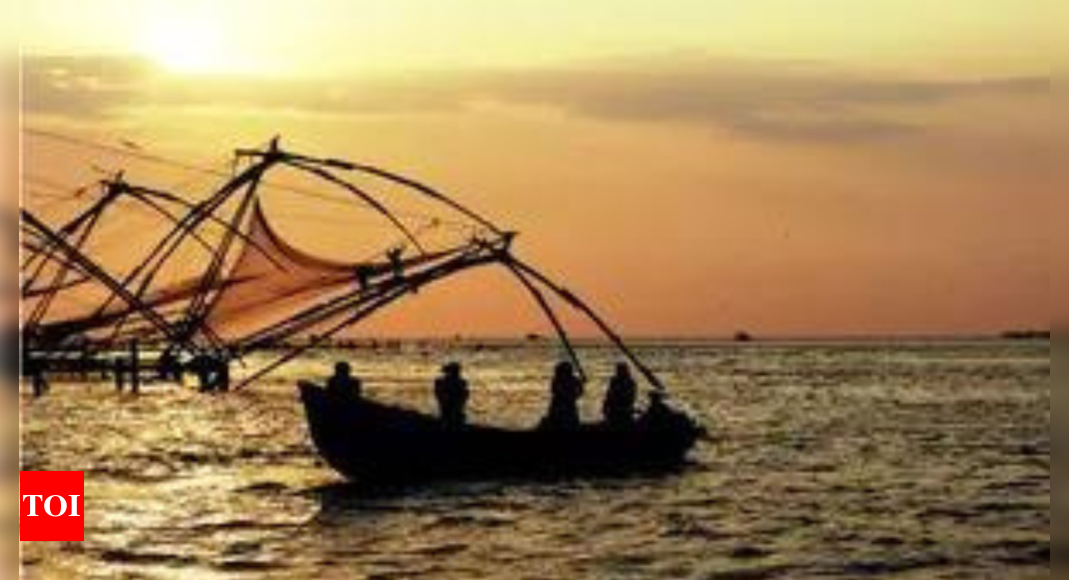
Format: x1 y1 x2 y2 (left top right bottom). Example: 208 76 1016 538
20 471 85 541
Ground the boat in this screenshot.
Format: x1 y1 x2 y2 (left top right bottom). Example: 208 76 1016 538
25 134 707 480
299 381 704 483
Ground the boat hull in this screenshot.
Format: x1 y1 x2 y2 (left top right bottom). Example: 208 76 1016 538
298 381 703 482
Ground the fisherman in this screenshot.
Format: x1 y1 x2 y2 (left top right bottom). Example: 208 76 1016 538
189 352 228 393
113 356 127 392
387 247 405 282
24 354 49 398
188 353 212 392
156 348 183 382
354 264 374 290
602 363 637 427
541 361 584 430
643 390 672 424
216 359 231 392
326 361 362 401
434 362 469 428
32 370 50 398
77 343 92 381
639 390 691 431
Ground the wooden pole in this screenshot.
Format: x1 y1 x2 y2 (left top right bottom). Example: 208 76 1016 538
285 159 426 254
501 261 587 382
509 257 667 391
114 356 125 392
21 211 183 350
130 340 140 394
233 251 502 390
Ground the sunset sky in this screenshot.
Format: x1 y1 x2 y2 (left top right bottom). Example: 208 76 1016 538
15 0 1061 337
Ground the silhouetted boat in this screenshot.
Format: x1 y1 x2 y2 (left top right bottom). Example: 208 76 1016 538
25 137 703 467
299 381 704 483
1000 330 1050 341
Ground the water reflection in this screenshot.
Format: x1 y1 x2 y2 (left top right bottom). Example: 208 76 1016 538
19 340 1049 579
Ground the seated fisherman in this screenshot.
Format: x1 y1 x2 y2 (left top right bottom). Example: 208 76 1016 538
541 361 584 430
638 390 696 433
643 390 672 422
434 362 469 427
602 363 637 427
326 361 362 401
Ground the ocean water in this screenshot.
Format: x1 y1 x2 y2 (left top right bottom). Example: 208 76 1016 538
20 340 1049 579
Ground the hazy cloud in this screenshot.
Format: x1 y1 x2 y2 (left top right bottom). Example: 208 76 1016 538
23 54 1051 142
476 60 1049 140
24 55 154 119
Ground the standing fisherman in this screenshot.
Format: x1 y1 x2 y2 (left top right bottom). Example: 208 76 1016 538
434 362 470 428
156 348 183 382
25 354 49 398
113 356 126 393
129 340 141 395
541 361 584 430
602 363 637 427
188 352 229 393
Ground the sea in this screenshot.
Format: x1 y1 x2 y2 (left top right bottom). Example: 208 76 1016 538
19 339 1050 579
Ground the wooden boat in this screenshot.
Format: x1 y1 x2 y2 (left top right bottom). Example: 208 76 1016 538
26 137 705 483
299 381 704 483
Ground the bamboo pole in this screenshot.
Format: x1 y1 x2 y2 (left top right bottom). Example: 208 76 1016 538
500 261 587 382
130 340 140 394
233 250 503 390
235 245 474 351
21 211 181 346
507 257 666 392
285 159 426 254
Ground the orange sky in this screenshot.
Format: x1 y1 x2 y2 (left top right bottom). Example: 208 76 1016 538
15 1 1060 337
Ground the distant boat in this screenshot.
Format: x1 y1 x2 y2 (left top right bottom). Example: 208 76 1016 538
1000 330 1050 341
733 331 753 343
299 381 703 483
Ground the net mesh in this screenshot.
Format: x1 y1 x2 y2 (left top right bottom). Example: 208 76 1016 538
22 133 491 354
202 200 362 343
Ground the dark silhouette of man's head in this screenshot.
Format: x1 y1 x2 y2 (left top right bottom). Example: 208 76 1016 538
334 361 351 376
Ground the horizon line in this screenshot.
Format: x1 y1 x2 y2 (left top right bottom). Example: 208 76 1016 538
296 330 1051 343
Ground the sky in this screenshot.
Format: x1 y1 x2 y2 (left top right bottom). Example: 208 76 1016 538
15 0 1062 337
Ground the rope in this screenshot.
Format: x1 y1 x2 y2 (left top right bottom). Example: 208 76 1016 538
26 127 478 230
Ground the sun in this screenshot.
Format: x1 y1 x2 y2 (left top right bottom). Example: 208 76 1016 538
138 11 230 74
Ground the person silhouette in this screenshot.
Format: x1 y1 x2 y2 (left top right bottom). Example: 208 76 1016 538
189 352 229 393
24 354 48 398
326 361 362 401
156 349 183 382
113 356 127 392
602 363 637 427
542 361 584 430
434 362 469 428
640 389 682 429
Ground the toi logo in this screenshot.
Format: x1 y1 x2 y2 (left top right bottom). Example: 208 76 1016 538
20 471 85 541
